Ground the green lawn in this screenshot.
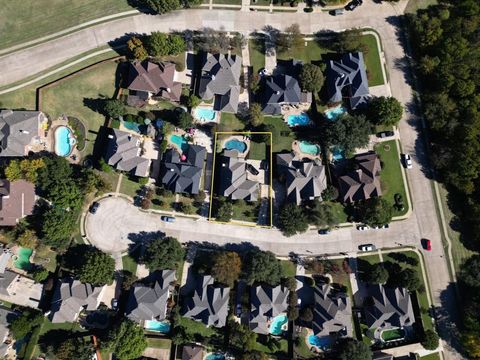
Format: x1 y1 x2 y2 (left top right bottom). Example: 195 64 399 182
119 175 142 198
175 316 216 337
147 337 172 349
357 253 381 265
218 113 245 132
420 353 442 360
280 259 296 277
249 39 266 73
0 0 132 50
277 40 330 64
213 0 242 4
374 140 409 216
31 320 86 358
380 328 404 341
405 0 437 13
32 245 58 272
122 254 138 274
329 201 349 224
263 116 295 153
253 338 289 355
249 141 267 160
41 60 118 155
231 200 260 223
358 34 384 86
294 328 315 359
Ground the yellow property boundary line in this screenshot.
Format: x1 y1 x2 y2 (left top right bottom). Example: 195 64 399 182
208 131 273 228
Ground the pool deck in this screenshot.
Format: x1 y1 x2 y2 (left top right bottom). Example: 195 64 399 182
281 103 311 125
219 135 250 159
292 140 322 161
50 117 81 164
192 104 220 124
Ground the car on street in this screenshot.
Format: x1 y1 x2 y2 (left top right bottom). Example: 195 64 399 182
403 153 413 169
357 225 370 231
89 202 100 214
318 229 331 235
376 131 395 138
161 216 176 223
422 239 432 251
329 8 344 15
359 244 376 251
345 0 362 10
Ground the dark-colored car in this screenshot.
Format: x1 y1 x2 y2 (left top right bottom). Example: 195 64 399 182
329 8 344 16
161 216 176 223
345 0 362 10
318 229 331 235
89 202 100 214
376 131 395 138
247 163 260 176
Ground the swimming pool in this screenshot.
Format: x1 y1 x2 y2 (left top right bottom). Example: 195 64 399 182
123 120 141 133
54 126 75 157
287 113 311 127
299 141 321 156
205 353 225 360
194 107 217 122
224 139 247 153
169 134 189 153
331 146 345 161
269 314 288 335
308 335 332 348
14 248 33 271
144 320 171 333
324 105 347 121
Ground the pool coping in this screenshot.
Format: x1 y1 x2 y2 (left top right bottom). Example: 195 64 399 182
220 135 250 158
292 140 322 160
192 105 220 124
53 124 76 157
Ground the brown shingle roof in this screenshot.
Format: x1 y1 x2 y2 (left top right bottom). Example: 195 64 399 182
0 180 35 226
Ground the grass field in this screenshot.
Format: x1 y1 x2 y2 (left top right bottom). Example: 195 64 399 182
294 328 315 359
40 60 119 155
277 40 330 64
359 34 384 86
263 116 295 153
420 353 441 360
405 0 437 13
218 113 245 132
381 328 404 341
249 39 266 73
0 0 132 50
122 254 138 274
147 337 172 349
249 141 267 160
374 140 409 216
280 259 296 277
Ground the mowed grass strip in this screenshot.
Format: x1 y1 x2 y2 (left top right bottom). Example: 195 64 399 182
358 34 384 86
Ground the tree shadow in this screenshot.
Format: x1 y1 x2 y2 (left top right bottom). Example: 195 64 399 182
38 329 85 353
437 283 464 356
127 230 166 246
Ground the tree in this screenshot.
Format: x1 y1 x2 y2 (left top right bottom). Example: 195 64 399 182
146 31 169 57
212 251 242 287
335 338 372 360
322 185 338 201
177 201 195 214
244 250 283 285
362 263 389 284
215 197 233 222
168 34 186 55
325 114 373 155
29 266 49 283
178 112 194 129
421 329 439 350
140 197 151 210
121 271 138 291
396 268 422 292
126 36 148 60
16 229 39 249
334 28 366 53
142 0 181 14
459 255 480 289
186 94 201 109
240 351 269 360
105 319 147 360
5 158 45 183
276 24 303 53
104 99 126 119
41 207 77 249
142 236 185 271
462 332 480 359
299 63 324 93
305 201 341 228
78 248 115 286
229 320 257 351
230 33 247 50
287 291 299 321
9 310 43 340
358 197 393 227
368 96 403 127
248 103 264 127
299 307 313 322
54 337 95 360
278 203 308 236
195 28 230 54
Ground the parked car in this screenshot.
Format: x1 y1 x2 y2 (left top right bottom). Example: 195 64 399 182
329 8 344 15
357 225 370 231
422 239 432 251
318 229 331 235
359 244 376 251
161 216 176 223
89 202 100 214
376 131 395 138
403 153 413 169
345 0 362 10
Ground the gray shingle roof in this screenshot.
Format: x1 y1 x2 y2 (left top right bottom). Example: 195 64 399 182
0 270 18 297
182 345 204 360
313 283 352 337
262 74 311 115
0 307 17 357
364 284 415 330
218 152 259 202
125 269 176 322
49 278 104 323
326 52 370 110
181 275 230 328
0 110 44 157
250 285 289 334
198 53 242 113
338 152 382 203
160 145 206 194
105 129 151 177
276 153 327 205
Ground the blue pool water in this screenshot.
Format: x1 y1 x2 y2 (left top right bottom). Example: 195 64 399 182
194 107 217 122
54 126 74 157
206 353 225 360
324 105 347 121
299 141 321 156
169 134 189 153
287 113 311 126
224 139 247 153
123 120 141 133
144 320 171 333
269 314 288 335
308 335 332 348
331 146 345 161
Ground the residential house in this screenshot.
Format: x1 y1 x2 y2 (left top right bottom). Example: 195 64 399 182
276 153 327 205
364 284 415 338
0 270 43 309
160 145 206 195
125 270 176 323
326 52 370 110
0 179 35 226
0 307 17 358
338 152 382 203
127 61 182 104
218 150 259 202
249 284 289 334
181 275 230 328
49 278 105 323
182 345 204 360
312 283 352 339
0 110 46 157
105 129 151 177
262 74 311 115
198 53 242 113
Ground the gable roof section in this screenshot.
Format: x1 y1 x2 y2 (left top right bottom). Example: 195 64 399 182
276 153 327 205
262 74 307 115
105 129 151 177
326 52 370 110
126 269 176 322
313 283 352 337
0 270 18 297
338 152 382 203
198 53 242 113
218 152 259 202
364 284 415 330
0 179 35 226
160 145 206 195
50 278 104 323
250 285 289 334
127 61 182 102
182 345 204 360
181 275 230 328
0 110 43 157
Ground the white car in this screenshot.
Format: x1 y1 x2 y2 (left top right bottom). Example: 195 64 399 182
403 154 413 169
357 225 370 231
359 244 376 251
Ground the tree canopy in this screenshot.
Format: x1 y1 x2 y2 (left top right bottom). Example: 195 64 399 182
358 197 393 227
142 0 181 14
248 103 264 127
325 114 373 155
335 338 372 360
361 263 389 284
278 203 308 236
142 236 185 271
4 158 45 183
299 63 324 93
244 250 284 286
126 36 148 60
52 337 95 360
78 248 115 286
41 207 77 249
214 197 233 222
146 32 185 57
368 96 403 126
104 319 147 360
212 251 242 287
276 24 303 54
228 320 257 352
421 329 440 350
459 255 480 289
305 200 341 228
9 310 43 340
